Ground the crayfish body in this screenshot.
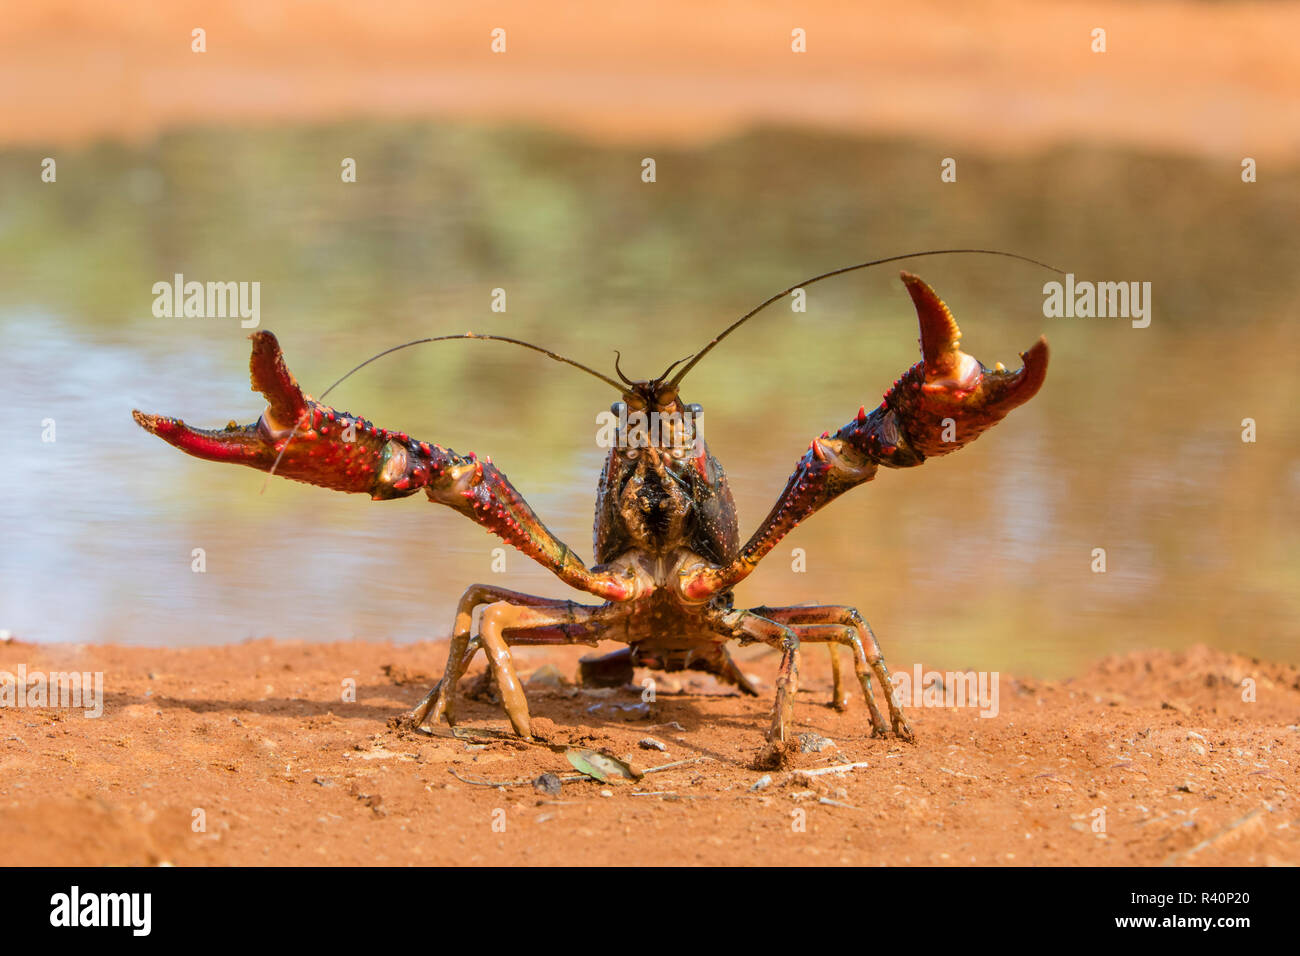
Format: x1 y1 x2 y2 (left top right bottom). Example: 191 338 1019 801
135 269 1048 753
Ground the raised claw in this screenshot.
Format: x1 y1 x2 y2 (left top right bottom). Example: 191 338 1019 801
133 330 445 498
134 331 644 603
892 271 1049 458
832 273 1049 466
248 327 311 434
674 273 1051 603
132 332 304 471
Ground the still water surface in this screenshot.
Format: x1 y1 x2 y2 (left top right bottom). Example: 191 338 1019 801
1 124 1296 676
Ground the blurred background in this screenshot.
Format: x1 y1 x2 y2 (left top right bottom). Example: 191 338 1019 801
0 1 1296 677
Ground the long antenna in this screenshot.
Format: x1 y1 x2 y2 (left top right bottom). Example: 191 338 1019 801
319 332 623 399
668 248 1065 388
261 331 621 492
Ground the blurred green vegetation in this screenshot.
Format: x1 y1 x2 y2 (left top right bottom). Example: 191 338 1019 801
1 121 1296 677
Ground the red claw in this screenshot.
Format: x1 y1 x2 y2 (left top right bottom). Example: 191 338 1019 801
832 273 1050 466
885 272 1050 458
248 330 308 431
133 330 418 496
900 270 1048 410
130 409 272 467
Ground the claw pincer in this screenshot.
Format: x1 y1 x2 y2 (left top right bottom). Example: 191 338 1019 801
132 331 630 598
133 331 438 499
678 272 1049 602
835 272 1049 464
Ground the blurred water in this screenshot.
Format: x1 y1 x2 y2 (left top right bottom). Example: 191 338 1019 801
1 123 1296 676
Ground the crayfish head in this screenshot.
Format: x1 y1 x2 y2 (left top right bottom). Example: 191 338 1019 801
618 379 681 416
610 369 704 460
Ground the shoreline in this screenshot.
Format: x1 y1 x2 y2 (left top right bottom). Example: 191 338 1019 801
1 639 1294 866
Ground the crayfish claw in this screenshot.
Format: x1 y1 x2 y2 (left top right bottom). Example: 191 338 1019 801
902 270 966 382
131 408 272 466
998 335 1049 408
876 273 1051 460
248 330 309 431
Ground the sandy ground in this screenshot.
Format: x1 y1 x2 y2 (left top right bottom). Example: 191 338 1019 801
0 638 1295 866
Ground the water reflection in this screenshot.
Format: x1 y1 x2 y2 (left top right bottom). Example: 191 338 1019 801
0 124 1296 677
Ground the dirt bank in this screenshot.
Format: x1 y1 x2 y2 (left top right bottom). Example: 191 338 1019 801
2 1 1297 159
0 639 1295 866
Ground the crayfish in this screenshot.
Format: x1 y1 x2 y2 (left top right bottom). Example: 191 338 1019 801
134 251 1051 754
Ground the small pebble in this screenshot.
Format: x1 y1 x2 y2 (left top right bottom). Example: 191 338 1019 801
526 664 565 689
797 732 835 753
533 773 562 796
585 701 650 719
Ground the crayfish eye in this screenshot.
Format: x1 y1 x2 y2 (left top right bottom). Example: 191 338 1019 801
610 401 627 418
